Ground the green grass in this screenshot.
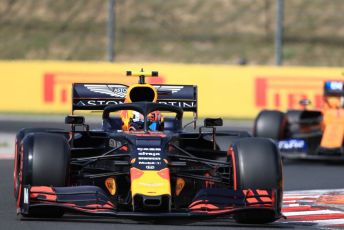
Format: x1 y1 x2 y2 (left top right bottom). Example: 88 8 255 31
0 0 343 66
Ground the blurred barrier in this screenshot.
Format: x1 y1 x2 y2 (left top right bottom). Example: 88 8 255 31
0 61 342 118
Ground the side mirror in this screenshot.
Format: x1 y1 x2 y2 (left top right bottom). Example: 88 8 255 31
65 115 85 125
204 118 223 127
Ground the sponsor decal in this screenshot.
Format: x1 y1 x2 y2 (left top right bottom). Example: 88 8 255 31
278 139 306 150
154 85 184 94
2 61 342 117
137 147 162 170
74 100 123 106
255 77 342 110
158 101 196 108
84 84 128 98
74 100 196 108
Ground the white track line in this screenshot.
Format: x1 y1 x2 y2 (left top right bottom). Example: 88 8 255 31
299 218 344 226
284 209 342 217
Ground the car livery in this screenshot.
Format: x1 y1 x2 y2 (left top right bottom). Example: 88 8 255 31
14 70 283 224
254 80 344 161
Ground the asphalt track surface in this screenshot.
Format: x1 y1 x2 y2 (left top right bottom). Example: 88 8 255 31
1 117 344 230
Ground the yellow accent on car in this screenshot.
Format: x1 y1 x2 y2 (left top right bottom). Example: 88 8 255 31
105 177 116 195
130 168 171 197
175 177 185 196
126 84 158 103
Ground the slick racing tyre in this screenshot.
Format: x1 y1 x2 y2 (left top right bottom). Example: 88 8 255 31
15 133 70 217
14 128 64 200
231 138 283 224
254 110 287 140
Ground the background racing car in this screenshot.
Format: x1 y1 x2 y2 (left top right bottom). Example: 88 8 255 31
14 70 283 224
254 80 344 161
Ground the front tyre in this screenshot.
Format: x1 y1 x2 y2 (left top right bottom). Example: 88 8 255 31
15 133 70 217
14 128 64 200
231 138 283 224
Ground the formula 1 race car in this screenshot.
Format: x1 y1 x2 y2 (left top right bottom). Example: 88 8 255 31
254 80 344 161
14 70 283 224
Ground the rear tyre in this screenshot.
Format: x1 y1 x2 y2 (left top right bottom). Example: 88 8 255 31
231 138 283 224
254 110 286 140
15 133 70 218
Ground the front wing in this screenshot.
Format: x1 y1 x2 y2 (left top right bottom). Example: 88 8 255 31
281 147 344 161
281 151 344 161
22 185 280 219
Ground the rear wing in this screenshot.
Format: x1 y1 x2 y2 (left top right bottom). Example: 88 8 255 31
324 81 344 96
72 83 197 114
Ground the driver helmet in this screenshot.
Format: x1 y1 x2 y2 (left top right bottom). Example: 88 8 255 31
147 111 163 131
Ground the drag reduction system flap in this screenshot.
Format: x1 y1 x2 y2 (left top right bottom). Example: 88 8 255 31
72 83 197 113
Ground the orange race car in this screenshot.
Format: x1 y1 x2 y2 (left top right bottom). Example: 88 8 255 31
254 80 344 161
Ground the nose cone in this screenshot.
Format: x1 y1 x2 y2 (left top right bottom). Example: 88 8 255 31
130 168 171 211
130 168 171 197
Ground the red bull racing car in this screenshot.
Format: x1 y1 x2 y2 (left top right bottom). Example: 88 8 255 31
254 80 344 161
14 70 283 224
